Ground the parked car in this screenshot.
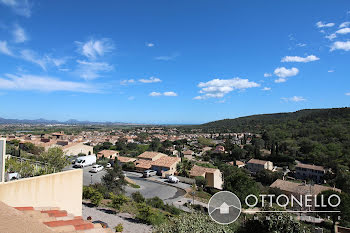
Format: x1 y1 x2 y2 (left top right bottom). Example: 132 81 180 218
168 175 179 183
73 155 96 168
105 163 112 169
142 170 157 178
90 165 104 173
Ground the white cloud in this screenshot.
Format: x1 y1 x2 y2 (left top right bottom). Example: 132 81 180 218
339 22 350 28
76 38 114 60
274 78 287 83
264 73 272 77
262 87 271 91
0 73 97 92
281 96 306 102
316 21 335 28
194 77 260 99
139 77 161 83
281 55 319 63
328 70 335 73
296 43 307 47
146 43 154 47
335 27 350 35
330 41 350 51
76 60 113 80
345 93 350 96
163 91 177 96
13 24 27 43
274 67 299 78
120 79 135 85
155 53 179 61
325 33 337 40
0 0 31 17
149 92 162 96
20 49 47 70
128 96 135 100
0 41 14 56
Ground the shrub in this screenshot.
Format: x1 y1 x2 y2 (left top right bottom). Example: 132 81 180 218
115 223 123 232
122 162 135 171
146 196 164 209
136 203 166 226
195 176 207 190
132 191 145 203
83 186 95 199
163 204 181 216
110 193 129 211
90 190 103 206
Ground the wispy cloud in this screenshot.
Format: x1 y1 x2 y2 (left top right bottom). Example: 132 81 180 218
316 21 335 28
296 43 307 47
328 70 335 73
146 43 154 47
128 96 135 100
13 24 28 43
274 78 287 83
76 38 114 60
335 27 350 35
20 49 47 70
0 41 14 56
194 77 260 100
0 73 97 92
325 33 337 40
139 77 161 83
264 73 272 77
0 0 32 17
330 41 350 51
345 93 350 96
76 60 113 80
281 55 319 63
274 67 299 78
149 91 178 97
120 79 135 85
154 53 179 61
281 96 306 102
262 87 271 91
339 22 350 28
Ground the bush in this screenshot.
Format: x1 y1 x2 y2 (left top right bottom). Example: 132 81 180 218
163 204 181 216
110 193 129 211
122 162 135 171
83 186 95 199
90 190 103 206
136 203 166 226
115 223 123 232
146 196 164 209
132 191 145 203
91 183 110 199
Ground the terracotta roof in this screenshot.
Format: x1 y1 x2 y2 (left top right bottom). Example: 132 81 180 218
117 156 136 163
190 165 218 177
270 179 341 196
0 202 113 233
137 151 166 159
135 159 153 169
228 161 245 166
97 150 118 157
247 159 269 165
182 150 194 155
296 163 325 171
151 156 181 168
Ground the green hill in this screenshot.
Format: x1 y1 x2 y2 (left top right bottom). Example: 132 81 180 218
200 107 350 132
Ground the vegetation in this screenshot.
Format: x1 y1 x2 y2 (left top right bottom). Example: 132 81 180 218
195 176 207 190
131 191 145 203
114 223 123 232
102 162 125 194
135 203 166 226
110 193 129 211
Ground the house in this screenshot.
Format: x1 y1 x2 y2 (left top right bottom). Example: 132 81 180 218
63 143 93 156
270 179 341 210
213 145 225 153
116 156 136 164
295 163 326 184
151 156 181 177
227 160 245 168
182 150 194 160
97 150 119 160
135 159 153 172
137 151 167 161
189 165 223 190
246 159 273 173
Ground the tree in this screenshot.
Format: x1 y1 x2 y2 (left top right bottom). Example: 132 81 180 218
255 170 283 186
122 162 135 171
176 159 194 177
132 191 145 203
21 142 44 155
39 147 69 172
102 162 125 194
110 193 129 211
136 203 166 226
195 176 207 190
90 190 103 206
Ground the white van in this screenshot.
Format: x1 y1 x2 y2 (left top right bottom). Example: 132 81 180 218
74 155 96 168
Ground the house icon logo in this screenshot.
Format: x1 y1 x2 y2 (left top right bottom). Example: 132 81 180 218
208 191 242 225
219 202 230 214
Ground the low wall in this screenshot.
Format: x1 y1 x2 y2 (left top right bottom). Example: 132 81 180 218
0 169 83 216
175 176 195 184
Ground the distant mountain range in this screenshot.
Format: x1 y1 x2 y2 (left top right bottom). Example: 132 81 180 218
0 117 130 125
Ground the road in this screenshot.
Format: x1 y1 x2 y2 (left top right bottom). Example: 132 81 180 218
67 166 188 202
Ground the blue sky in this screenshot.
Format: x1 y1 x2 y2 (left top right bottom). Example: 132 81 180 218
0 0 349 124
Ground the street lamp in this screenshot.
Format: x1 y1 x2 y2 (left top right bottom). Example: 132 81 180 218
90 174 93 185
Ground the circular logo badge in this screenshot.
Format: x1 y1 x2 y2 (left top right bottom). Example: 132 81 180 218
208 191 241 225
